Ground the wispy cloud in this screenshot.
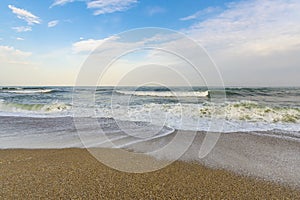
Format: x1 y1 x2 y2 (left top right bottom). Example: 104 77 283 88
51 0 138 15
180 0 300 86
72 36 118 53
87 0 138 15
16 37 24 41
184 0 300 55
12 26 32 32
48 20 59 28
72 39 107 53
50 0 74 8
180 7 220 21
8 5 41 25
146 6 165 16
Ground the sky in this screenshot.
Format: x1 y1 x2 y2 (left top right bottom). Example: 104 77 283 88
1 0 300 86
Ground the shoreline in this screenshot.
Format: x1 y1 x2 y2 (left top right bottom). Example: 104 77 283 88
123 130 300 188
1 127 300 187
1 148 300 199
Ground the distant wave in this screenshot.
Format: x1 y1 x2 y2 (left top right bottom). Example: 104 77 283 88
6 89 55 94
0 87 22 90
115 90 209 97
221 87 300 97
0 87 65 94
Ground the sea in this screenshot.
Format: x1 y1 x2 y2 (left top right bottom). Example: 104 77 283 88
0 86 300 149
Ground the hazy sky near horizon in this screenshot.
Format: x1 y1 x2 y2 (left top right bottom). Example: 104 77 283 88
1 0 300 86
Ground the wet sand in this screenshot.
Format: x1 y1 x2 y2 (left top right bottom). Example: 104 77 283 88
1 148 299 199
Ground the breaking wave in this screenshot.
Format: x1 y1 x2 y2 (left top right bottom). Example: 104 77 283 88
115 90 209 97
0 101 71 113
6 89 55 94
96 101 300 124
200 101 300 123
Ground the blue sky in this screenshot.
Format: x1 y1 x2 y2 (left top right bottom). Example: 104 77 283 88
1 0 231 53
1 0 300 86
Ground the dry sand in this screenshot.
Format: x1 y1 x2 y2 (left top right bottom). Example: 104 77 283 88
1 148 299 199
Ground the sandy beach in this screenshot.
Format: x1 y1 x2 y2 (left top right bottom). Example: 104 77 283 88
1 148 299 199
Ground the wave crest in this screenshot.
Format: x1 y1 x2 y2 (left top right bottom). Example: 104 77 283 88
0 101 71 113
199 101 300 123
6 89 55 94
116 90 209 97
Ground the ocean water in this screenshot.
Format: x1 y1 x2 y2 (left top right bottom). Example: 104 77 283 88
0 86 300 149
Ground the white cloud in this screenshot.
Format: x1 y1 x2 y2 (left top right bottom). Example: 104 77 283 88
8 5 41 25
180 0 300 86
184 0 300 55
50 0 74 7
72 33 180 55
72 36 117 53
72 38 108 53
180 7 220 21
12 26 32 32
48 20 59 28
0 46 31 57
88 0 138 15
16 37 24 41
0 46 32 64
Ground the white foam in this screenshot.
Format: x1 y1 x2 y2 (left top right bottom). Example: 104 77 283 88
116 90 209 97
7 89 54 94
95 101 300 133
